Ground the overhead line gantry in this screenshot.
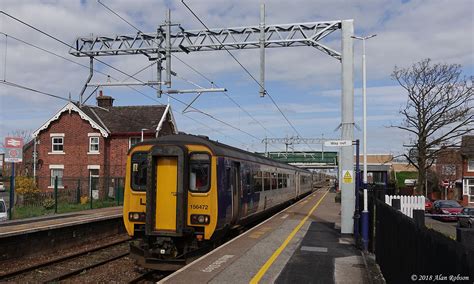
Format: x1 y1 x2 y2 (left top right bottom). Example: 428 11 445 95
68 7 355 234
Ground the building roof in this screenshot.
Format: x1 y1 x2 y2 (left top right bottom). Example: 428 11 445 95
33 102 178 138
79 104 177 134
461 136 474 157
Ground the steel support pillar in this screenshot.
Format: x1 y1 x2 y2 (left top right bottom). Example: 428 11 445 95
340 20 354 234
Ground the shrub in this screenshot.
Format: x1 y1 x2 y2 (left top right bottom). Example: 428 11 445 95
42 198 55 210
16 176 40 205
80 196 89 205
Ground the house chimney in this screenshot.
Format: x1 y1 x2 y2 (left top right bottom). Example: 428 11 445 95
97 90 114 108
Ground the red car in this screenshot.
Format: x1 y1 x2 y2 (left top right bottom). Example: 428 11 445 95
425 197 433 213
432 200 463 221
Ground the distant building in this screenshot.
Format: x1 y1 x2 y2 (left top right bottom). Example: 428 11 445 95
22 91 177 197
433 147 463 202
461 136 474 206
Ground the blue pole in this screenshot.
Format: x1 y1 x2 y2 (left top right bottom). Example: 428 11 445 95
9 163 15 220
354 140 360 243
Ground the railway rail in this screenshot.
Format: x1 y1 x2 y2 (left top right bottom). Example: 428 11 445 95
0 237 130 282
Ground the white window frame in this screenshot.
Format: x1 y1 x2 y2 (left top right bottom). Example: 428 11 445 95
49 165 64 188
50 134 65 154
468 159 474 172
88 137 100 154
467 179 474 203
129 136 141 149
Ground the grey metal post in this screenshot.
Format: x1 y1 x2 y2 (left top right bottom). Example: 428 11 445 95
79 57 93 106
165 9 171 88
340 20 355 234
259 4 265 97
157 28 162 98
33 138 37 180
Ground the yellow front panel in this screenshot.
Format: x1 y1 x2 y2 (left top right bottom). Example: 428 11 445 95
186 145 217 240
155 157 178 231
123 145 152 237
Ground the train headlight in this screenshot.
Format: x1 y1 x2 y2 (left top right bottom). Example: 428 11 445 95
128 212 146 222
191 214 210 225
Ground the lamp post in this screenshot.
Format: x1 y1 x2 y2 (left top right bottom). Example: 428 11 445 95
352 34 376 251
141 128 149 142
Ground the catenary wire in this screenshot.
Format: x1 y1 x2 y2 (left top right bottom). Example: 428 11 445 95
181 1 317 151
0 10 266 149
97 0 277 139
0 11 267 151
94 1 285 151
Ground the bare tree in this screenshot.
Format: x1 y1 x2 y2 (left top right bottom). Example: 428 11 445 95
392 59 473 195
1 129 34 148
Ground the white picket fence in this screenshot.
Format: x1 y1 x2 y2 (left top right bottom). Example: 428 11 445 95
385 195 425 218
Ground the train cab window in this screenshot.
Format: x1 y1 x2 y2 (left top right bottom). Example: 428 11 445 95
131 152 148 191
189 153 211 192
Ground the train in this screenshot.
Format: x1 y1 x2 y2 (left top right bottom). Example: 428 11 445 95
123 134 314 270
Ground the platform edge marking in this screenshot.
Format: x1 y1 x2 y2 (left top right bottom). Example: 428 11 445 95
158 189 325 284
249 189 329 284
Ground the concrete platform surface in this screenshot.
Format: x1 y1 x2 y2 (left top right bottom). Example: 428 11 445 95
160 190 369 284
0 206 122 238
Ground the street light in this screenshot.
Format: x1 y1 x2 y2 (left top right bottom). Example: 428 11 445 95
352 33 376 251
141 128 149 142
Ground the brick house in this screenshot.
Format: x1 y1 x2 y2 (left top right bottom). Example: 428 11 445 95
433 147 463 201
22 93 177 197
461 136 474 206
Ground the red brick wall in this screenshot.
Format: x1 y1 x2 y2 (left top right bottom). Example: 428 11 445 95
22 109 175 192
462 158 474 177
33 111 103 190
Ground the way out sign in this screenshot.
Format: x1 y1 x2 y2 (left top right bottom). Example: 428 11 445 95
324 140 352 147
342 170 353 184
4 137 24 163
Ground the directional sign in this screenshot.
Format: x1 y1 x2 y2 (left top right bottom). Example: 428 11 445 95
324 140 352 147
4 137 23 163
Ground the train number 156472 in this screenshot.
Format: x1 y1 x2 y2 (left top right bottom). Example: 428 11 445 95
189 204 208 210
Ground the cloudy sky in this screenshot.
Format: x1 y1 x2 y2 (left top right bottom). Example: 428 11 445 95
0 0 473 155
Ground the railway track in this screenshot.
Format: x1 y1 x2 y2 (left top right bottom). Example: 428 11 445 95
0 237 131 283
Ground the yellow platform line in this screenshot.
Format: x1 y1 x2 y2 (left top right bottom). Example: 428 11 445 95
249 190 330 284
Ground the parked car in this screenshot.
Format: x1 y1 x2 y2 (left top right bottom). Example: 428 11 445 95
0 181 5 192
457 207 474 228
431 200 463 221
0 198 7 221
424 197 433 212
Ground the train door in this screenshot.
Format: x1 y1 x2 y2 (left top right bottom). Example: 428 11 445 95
146 145 185 236
231 162 241 224
155 157 178 231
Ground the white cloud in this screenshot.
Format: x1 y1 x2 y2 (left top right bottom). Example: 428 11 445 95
0 0 472 154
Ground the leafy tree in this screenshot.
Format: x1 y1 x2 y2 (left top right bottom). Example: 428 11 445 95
392 59 473 195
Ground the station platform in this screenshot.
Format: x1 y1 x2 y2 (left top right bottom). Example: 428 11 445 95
160 190 369 284
0 206 122 238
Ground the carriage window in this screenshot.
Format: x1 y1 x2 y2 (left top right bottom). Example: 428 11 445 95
282 174 288 188
253 171 262 192
131 152 148 191
278 173 283 189
189 153 211 192
263 172 271 191
271 173 278 190
245 170 251 187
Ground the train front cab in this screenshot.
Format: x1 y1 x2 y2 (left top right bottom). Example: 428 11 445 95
125 143 218 271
